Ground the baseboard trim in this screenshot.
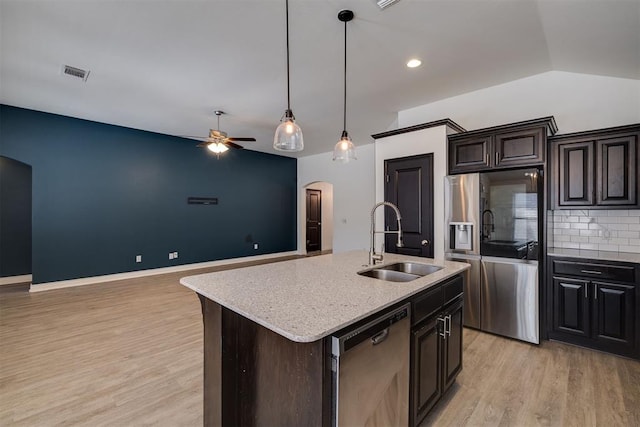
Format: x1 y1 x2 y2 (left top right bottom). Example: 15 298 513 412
0 274 32 286
30 251 301 293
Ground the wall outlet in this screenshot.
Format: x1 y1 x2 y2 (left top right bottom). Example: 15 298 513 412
253 243 259 250
173 251 178 259
169 253 174 260
135 255 142 263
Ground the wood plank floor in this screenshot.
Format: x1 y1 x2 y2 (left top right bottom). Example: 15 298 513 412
2 265 639 426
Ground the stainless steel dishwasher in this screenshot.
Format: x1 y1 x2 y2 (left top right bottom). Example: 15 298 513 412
331 303 410 427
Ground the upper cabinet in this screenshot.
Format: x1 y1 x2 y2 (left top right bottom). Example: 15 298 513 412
549 124 639 209
447 117 558 174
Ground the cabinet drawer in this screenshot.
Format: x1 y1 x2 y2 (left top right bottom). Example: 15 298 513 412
413 286 443 326
443 275 463 305
553 260 636 283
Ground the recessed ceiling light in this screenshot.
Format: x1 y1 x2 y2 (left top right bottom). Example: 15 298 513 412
406 59 422 68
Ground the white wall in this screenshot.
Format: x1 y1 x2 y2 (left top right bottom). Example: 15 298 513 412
297 145 375 253
374 126 449 260
398 71 640 132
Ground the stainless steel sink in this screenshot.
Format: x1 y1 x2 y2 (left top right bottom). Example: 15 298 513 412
382 262 443 276
357 262 443 282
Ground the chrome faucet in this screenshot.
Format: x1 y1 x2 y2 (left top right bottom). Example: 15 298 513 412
482 209 495 239
369 202 403 265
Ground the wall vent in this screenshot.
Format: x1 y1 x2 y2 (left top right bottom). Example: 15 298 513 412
375 0 402 10
62 65 90 82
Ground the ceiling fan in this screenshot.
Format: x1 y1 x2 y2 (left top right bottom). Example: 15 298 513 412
188 110 256 156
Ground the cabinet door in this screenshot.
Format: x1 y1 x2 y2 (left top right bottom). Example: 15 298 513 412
592 281 636 355
495 127 545 167
442 298 463 392
555 141 594 207
411 316 442 427
596 135 637 206
448 136 491 174
552 277 591 338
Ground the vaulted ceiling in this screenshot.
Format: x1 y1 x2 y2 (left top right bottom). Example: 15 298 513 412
1 0 638 157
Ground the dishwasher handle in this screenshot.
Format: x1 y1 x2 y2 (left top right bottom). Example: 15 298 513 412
331 303 410 356
371 328 389 345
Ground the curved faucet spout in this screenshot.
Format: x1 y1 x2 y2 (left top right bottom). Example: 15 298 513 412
369 202 403 265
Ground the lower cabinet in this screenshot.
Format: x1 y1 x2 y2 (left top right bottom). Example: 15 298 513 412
548 257 639 359
410 276 463 426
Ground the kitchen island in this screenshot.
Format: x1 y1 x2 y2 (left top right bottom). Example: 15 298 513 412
180 251 469 426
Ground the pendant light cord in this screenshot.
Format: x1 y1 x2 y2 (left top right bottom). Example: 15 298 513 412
343 18 347 133
286 0 291 112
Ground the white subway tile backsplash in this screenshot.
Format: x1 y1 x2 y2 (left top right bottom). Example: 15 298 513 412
571 223 589 230
571 236 589 243
598 244 619 251
550 209 640 254
579 243 599 250
609 210 629 216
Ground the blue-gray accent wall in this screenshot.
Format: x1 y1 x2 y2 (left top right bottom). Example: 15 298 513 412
0 105 297 284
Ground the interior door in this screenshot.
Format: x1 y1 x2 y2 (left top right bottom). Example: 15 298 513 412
384 154 434 258
305 189 321 252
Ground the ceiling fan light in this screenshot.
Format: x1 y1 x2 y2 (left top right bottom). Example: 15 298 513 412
274 111 304 152
207 142 229 154
333 132 356 162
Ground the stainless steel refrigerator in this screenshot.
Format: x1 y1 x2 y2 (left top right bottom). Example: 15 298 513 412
445 169 541 344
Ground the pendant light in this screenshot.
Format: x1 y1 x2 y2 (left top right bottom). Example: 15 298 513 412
274 0 304 152
333 9 356 163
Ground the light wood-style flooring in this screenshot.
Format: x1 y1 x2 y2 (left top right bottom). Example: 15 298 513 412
2 264 639 426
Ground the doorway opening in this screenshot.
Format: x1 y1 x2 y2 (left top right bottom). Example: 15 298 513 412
300 182 334 256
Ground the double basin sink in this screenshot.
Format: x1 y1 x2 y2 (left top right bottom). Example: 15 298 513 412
358 262 443 283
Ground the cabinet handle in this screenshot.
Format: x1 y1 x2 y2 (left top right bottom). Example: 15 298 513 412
581 270 602 275
445 315 452 337
495 152 499 165
585 282 588 299
437 317 446 338
593 283 598 300
486 153 490 165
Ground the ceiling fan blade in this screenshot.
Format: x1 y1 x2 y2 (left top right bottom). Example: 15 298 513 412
227 137 256 142
196 141 210 147
225 141 244 150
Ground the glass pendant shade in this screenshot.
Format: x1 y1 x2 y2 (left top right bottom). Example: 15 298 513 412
207 142 229 154
274 110 304 152
333 131 356 162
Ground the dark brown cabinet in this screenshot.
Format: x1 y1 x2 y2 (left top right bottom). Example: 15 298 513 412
549 124 639 209
410 276 463 426
448 117 557 174
548 257 639 359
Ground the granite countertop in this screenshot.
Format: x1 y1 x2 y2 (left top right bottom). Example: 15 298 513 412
548 247 640 264
180 251 469 343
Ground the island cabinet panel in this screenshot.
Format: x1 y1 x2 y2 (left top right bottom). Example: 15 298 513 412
410 275 464 427
547 257 640 359
199 296 330 427
549 124 639 209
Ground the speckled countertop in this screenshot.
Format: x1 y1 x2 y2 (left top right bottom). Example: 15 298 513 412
180 251 469 343
548 247 640 264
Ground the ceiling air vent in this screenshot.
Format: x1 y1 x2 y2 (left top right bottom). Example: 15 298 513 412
62 65 90 82
375 0 401 10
